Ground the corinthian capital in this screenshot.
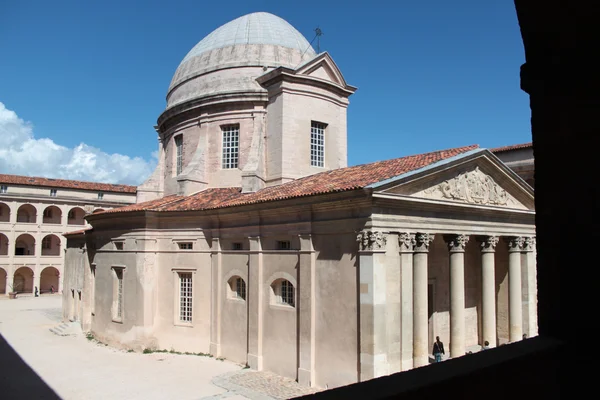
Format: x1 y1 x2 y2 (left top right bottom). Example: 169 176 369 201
398 233 415 253
479 235 499 253
445 234 470 252
414 233 435 253
506 236 525 252
523 236 536 252
357 230 387 251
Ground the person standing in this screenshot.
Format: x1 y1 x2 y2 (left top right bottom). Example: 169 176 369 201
432 336 445 362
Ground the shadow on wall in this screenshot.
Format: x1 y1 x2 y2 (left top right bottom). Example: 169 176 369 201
0 333 61 399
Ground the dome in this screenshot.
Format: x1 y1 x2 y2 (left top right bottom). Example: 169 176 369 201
165 12 317 110
179 12 315 66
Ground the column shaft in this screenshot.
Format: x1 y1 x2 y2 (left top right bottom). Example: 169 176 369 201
480 236 499 348
297 234 316 387
358 230 389 381
399 233 414 371
210 238 222 357
507 237 524 342
247 236 263 370
446 234 468 358
413 252 428 367
481 251 497 347
449 251 465 357
412 233 434 368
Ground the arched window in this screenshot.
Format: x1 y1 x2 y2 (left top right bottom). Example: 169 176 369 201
271 279 295 307
228 276 246 300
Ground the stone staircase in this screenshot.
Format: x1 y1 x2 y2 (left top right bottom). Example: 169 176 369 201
49 321 82 337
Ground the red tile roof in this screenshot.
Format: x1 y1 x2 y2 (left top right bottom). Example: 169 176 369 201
0 174 137 193
63 227 92 236
96 145 479 215
490 142 532 153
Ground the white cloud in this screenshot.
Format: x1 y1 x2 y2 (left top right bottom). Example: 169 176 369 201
0 101 156 185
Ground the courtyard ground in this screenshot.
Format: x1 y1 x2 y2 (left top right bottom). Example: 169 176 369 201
0 295 321 400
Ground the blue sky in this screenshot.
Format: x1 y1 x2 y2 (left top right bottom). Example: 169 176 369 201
0 0 530 185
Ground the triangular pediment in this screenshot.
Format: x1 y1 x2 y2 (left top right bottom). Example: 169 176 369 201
295 52 347 87
377 152 535 210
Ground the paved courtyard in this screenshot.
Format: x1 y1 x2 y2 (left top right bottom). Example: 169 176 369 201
0 296 321 400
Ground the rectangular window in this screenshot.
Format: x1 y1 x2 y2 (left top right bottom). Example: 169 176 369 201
50 189 57 197
277 240 291 250
310 121 326 167
281 280 295 307
178 272 193 323
42 237 51 249
112 267 124 321
232 242 242 250
114 241 124 250
0 185 7 193
91 265 96 315
97 193 104 200
178 242 193 250
175 135 183 175
222 125 239 169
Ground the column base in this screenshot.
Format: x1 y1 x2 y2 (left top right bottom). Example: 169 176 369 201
401 357 413 372
209 342 221 357
360 353 388 382
247 353 263 370
297 368 313 387
413 355 428 368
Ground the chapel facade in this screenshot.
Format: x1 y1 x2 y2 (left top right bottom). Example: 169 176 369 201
62 12 537 389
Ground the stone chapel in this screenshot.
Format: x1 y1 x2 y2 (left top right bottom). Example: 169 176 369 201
62 12 536 389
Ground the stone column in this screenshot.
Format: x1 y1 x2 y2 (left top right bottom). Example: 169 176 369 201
507 236 525 342
33 273 41 295
479 236 499 347
445 234 469 358
413 233 434 368
210 237 222 357
358 230 388 381
398 233 414 371
297 234 316 387
522 236 538 338
247 236 264 370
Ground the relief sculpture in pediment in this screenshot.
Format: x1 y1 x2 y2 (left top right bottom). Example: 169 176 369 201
421 167 515 206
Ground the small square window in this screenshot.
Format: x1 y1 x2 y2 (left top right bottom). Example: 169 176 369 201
50 189 57 197
178 242 193 250
232 242 242 250
277 240 291 250
98 193 104 200
0 185 7 193
114 242 124 250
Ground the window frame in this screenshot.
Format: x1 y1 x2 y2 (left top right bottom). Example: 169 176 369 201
90 264 96 316
172 268 196 327
114 241 124 251
232 242 243 251
310 121 326 168
0 185 7 194
277 240 291 250
228 276 247 301
50 189 57 197
178 242 193 250
111 266 125 323
271 279 296 308
97 192 104 200
175 135 183 175
221 125 240 169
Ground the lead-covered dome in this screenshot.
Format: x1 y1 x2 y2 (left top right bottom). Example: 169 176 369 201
166 12 317 110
